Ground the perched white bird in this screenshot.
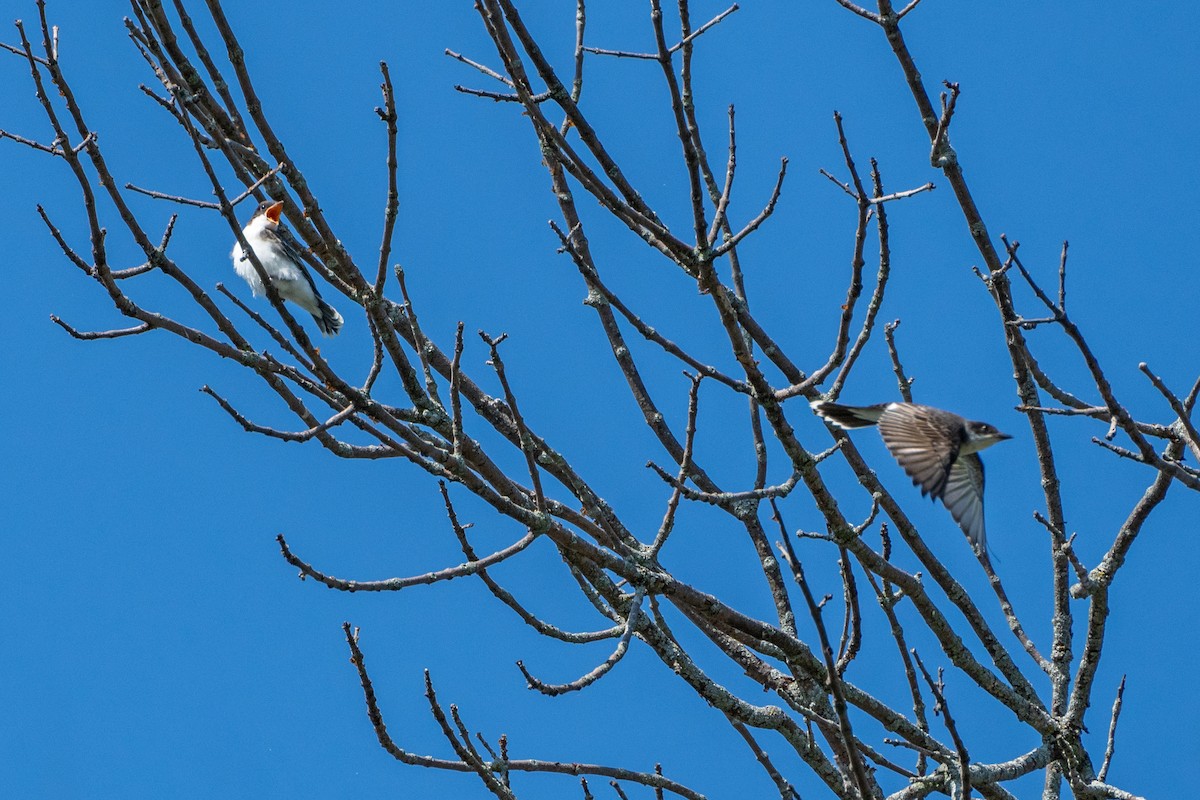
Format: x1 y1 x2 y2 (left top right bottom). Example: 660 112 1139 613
811 401 1011 554
230 200 344 336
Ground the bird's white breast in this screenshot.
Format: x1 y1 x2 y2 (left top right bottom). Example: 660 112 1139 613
230 216 320 314
231 216 272 296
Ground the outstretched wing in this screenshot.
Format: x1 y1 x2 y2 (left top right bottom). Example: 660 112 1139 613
941 453 987 551
876 404 961 499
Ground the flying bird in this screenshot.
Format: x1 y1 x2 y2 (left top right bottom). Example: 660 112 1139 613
811 400 1011 554
231 200 344 336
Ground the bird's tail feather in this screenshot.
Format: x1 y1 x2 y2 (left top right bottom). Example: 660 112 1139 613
810 401 887 429
314 300 344 337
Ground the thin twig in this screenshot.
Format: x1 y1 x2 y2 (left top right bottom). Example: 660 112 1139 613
912 653 971 799
518 587 646 696
1097 676 1126 782
50 316 152 340
277 530 540 592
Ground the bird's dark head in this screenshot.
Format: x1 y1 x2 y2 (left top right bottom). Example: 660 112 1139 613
252 200 285 225
964 420 1011 451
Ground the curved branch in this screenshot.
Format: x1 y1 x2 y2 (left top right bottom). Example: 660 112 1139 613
277 530 540 592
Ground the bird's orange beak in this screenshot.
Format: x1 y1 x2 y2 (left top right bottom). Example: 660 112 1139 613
265 201 285 224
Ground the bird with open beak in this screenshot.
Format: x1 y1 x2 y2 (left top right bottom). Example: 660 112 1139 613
230 200 344 336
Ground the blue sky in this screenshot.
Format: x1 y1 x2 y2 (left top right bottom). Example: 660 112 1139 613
2 2 1196 797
